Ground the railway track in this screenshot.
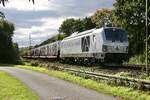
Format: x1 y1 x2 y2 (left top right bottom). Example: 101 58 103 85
122 64 149 68
104 63 150 71
60 67 150 91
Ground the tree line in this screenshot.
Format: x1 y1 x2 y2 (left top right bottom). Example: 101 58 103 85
0 12 19 63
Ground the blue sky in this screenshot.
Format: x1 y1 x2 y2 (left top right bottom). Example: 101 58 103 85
0 0 115 47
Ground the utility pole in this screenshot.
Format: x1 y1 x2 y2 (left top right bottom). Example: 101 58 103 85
145 0 148 75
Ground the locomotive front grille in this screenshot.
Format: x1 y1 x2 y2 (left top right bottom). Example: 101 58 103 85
106 46 127 53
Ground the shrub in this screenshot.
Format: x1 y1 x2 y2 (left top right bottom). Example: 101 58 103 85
30 61 39 66
127 55 145 64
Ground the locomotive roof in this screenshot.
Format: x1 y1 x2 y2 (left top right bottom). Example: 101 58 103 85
63 27 124 40
64 28 96 40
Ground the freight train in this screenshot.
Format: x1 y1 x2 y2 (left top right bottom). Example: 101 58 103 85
26 27 129 64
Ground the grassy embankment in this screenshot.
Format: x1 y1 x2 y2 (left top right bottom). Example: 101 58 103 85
15 65 150 100
25 59 150 80
0 71 39 100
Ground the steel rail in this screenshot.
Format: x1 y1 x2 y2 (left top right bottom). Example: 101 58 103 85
61 68 150 90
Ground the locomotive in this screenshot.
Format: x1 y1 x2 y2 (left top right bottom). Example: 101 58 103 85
27 27 128 64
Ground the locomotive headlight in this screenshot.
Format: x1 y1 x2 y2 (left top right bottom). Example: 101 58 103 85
102 45 108 52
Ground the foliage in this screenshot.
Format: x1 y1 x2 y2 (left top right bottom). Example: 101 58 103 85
30 60 39 66
59 17 96 37
58 9 120 38
37 35 57 47
114 0 150 55
59 18 85 36
127 55 145 64
57 33 65 40
34 33 65 47
82 17 96 30
19 47 30 56
91 9 114 28
139 73 150 80
13 43 20 61
29 0 34 4
0 71 38 100
0 0 8 6
0 19 19 63
16 65 150 100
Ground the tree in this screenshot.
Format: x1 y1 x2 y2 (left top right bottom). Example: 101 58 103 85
0 18 19 63
12 43 20 62
83 17 96 30
39 36 57 46
35 33 66 48
59 18 85 37
114 0 150 55
91 9 113 28
57 33 65 40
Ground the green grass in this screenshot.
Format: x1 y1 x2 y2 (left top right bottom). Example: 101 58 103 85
0 71 39 100
15 65 150 100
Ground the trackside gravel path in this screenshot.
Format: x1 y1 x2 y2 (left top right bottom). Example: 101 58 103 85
0 67 116 100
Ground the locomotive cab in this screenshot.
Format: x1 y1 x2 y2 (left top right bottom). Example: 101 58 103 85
102 27 128 63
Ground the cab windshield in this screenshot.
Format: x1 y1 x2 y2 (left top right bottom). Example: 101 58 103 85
104 28 128 42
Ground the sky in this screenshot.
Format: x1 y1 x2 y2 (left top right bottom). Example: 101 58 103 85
0 0 115 47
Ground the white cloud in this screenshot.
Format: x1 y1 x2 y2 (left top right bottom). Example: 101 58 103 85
13 17 65 47
40 17 64 30
1 0 50 11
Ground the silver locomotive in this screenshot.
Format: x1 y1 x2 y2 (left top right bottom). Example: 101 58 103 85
27 27 128 63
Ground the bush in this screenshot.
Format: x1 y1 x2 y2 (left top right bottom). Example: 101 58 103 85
30 61 39 66
127 55 145 64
